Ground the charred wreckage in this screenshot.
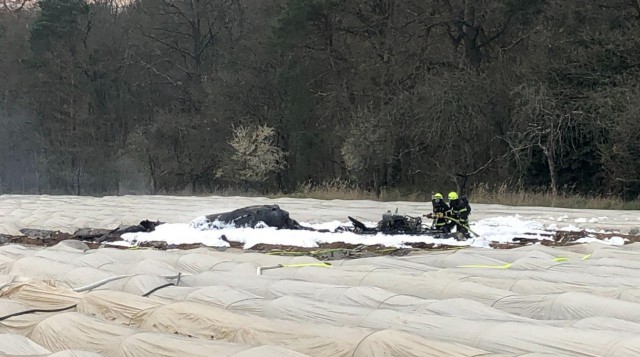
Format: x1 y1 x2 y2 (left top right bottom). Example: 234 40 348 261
56 204 472 245
198 205 473 240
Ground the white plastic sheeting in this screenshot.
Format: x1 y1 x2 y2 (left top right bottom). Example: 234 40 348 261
0 334 50 356
257 266 518 306
0 333 101 357
75 290 488 357
29 312 310 357
0 283 491 356
169 272 532 323
47 351 103 357
491 292 640 322
1 242 640 355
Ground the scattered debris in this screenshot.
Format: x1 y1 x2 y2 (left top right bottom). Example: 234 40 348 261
73 228 113 241
135 241 218 250
11 229 75 246
94 220 164 243
551 229 639 245
2 221 637 259
245 242 410 260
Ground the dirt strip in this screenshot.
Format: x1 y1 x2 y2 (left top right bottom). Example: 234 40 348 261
2 227 638 260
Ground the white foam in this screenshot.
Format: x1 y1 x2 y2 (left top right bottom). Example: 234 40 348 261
121 215 561 249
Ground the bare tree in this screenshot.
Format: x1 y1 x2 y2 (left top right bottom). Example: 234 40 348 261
136 0 242 112
507 83 582 194
594 86 640 197
439 0 541 69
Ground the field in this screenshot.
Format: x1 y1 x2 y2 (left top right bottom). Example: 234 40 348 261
1 194 640 356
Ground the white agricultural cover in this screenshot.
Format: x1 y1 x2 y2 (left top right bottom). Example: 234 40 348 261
0 195 640 355
0 243 639 355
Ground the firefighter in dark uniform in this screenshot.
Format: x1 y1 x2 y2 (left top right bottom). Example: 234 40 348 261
445 191 471 238
425 193 450 232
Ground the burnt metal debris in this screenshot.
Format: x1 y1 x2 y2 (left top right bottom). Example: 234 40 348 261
204 205 307 230
203 205 464 239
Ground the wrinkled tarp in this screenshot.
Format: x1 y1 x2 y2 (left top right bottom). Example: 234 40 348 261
75 290 489 357
29 312 311 357
0 334 50 356
2 242 640 355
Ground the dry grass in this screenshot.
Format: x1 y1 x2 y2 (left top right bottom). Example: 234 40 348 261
281 179 426 202
470 183 640 210
269 179 640 210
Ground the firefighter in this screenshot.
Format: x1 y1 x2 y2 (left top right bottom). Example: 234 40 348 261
445 191 471 238
425 193 450 232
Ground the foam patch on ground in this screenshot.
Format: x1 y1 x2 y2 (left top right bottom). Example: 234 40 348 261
120 214 595 249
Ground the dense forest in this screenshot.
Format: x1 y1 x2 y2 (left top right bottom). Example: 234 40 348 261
0 0 639 199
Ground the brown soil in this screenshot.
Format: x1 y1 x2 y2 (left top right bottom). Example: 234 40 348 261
551 229 640 245
2 226 637 260
0 231 100 250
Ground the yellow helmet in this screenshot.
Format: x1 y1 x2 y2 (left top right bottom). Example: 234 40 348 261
448 191 459 200
433 193 443 200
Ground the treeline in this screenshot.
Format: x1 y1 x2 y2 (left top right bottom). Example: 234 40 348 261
0 0 639 199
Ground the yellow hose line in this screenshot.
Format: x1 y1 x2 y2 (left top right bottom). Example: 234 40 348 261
458 254 592 269
281 262 333 268
267 248 359 256
553 255 592 261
